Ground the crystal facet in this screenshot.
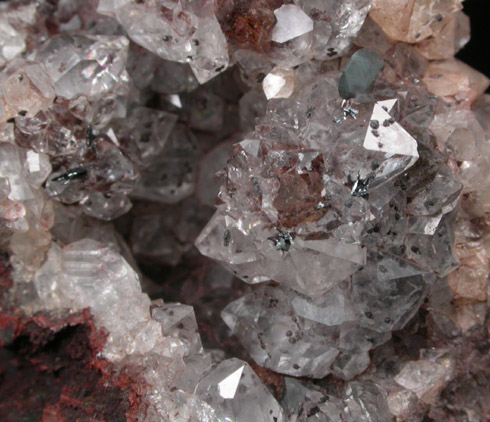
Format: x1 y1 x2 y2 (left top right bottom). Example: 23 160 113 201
0 0 488 419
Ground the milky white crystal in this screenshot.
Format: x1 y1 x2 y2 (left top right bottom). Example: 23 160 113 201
271 5 314 44
0 18 25 66
394 353 454 403
262 67 295 99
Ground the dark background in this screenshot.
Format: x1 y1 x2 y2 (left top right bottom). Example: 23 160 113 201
457 0 490 90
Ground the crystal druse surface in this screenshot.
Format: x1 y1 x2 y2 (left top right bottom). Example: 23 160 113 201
0 0 489 421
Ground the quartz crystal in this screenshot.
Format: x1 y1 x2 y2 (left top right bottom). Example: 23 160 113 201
0 59 55 121
194 9 483 389
284 378 393 422
0 18 25 66
0 0 489 420
0 1 36 66
370 0 464 43
196 76 446 302
131 124 200 204
263 67 295 99
271 5 314 44
35 34 130 100
97 0 230 84
25 238 284 421
195 358 286 422
297 0 372 59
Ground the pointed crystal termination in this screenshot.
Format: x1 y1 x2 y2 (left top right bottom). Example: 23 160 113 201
0 59 55 122
131 124 200 204
0 141 53 281
112 106 178 167
221 285 343 379
151 302 203 357
44 133 137 220
32 239 160 361
0 0 487 419
394 351 455 404
364 99 419 159
262 67 295 100
97 0 229 84
271 4 314 44
284 378 393 422
195 358 286 422
343 381 393 421
338 49 384 99
196 70 461 307
220 247 434 379
35 34 130 100
187 6 230 85
0 17 26 67
297 0 371 60
370 0 465 44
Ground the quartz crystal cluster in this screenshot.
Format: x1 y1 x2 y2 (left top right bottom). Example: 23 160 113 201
0 0 489 421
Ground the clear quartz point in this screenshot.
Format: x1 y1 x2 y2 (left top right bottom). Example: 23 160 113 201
35 34 130 100
97 0 229 84
195 358 286 422
0 0 488 419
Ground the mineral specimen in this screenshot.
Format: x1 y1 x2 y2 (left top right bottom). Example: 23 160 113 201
270 4 313 44
97 0 230 84
0 0 489 420
338 48 385 99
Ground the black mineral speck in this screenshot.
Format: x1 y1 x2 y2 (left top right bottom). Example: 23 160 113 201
223 229 231 247
411 245 421 254
307 406 320 417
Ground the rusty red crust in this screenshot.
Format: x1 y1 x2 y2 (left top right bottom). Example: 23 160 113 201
0 260 147 422
216 0 292 51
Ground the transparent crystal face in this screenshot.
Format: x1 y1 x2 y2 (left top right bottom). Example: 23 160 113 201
36 34 130 100
97 0 230 84
0 0 489 420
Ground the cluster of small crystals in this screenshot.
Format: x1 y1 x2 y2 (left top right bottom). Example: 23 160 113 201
0 0 489 421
